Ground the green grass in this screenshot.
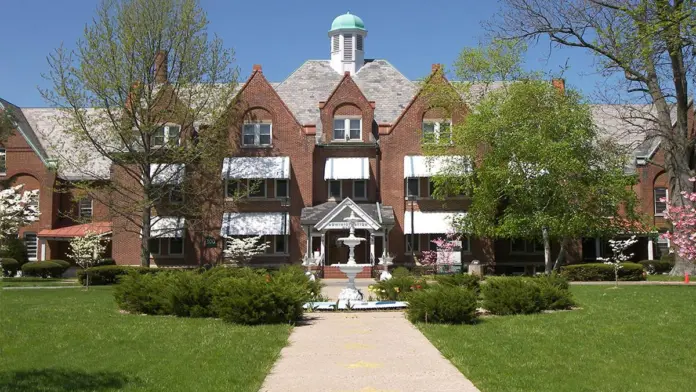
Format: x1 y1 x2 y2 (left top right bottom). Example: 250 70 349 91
0 286 291 391
418 285 696 392
646 274 689 282
1 278 80 287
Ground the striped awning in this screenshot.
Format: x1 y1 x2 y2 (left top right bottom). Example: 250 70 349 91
403 155 470 178
221 212 290 236
151 216 186 238
150 164 185 184
222 156 290 179
324 157 370 180
403 211 466 234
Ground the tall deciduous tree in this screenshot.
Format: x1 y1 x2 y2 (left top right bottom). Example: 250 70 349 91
428 42 639 273
42 0 238 266
492 0 696 273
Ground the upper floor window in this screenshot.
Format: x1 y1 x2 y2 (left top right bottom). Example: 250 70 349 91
406 234 420 254
510 239 544 254
28 191 39 212
275 179 289 199
225 179 267 199
422 120 452 144
0 148 6 174
333 118 361 141
654 187 668 216
353 180 367 200
328 180 342 200
152 125 180 147
405 178 419 198
242 122 272 147
78 197 93 219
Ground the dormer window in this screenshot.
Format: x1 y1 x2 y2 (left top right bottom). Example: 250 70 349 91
333 118 361 141
243 122 272 147
343 34 353 60
422 120 452 144
152 125 180 147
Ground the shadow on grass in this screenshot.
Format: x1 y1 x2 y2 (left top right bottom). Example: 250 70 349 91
0 368 136 391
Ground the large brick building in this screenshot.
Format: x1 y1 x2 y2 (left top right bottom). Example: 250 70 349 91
0 13 679 276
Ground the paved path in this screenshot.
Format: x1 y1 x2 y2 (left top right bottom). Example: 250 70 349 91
260 312 480 392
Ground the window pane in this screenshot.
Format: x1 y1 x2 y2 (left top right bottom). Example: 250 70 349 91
243 124 256 135
353 180 366 199
152 127 165 146
406 178 419 197
79 198 93 218
429 234 439 251
169 238 184 254
259 124 271 135
24 233 37 260
349 119 361 139
349 128 361 140
276 179 288 198
242 134 256 145
406 234 419 252
422 122 436 143
259 134 271 145
329 180 341 198
461 236 470 252
655 188 667 214
428 179 435 197
0 149 6 173
333 119 345 140
510 239 526 253
439 122 451 143
226 180 239 198
149 238 160 255
170 185 183 203
275 235 287 253
248 179 265 197
167 126 180 145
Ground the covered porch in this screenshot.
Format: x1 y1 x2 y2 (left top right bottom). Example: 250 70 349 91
37 222 113 275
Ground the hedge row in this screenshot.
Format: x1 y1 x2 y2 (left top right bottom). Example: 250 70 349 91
561 262 645 281
481 275 575 315
113 266 322 325
21 260 70 278
1 258 19 277
77 265 161 285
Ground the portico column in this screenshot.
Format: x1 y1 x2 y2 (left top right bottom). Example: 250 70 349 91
320 233 326 265
648 238 654 261
369 232 375 265
595 238 601 260
39 238 46 261
305 226 311 259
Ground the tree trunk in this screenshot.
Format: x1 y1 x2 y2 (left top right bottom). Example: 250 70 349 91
141 207 151 268
543 227 551 274
552 240 566 272
665 147 696 276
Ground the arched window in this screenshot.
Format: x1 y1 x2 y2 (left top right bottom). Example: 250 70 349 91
654 187 668 215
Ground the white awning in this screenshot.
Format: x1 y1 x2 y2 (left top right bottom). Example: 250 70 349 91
150 164 185 184
324 157 370 180
403 155 471 178
403 211 466 234
222 156 290 179
151 216 185 238
221 212 290 236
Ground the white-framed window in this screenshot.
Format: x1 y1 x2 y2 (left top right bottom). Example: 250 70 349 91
510 239 544 254
242 122 272 147
225 179 240 198
422 120 452 144
149 237 184 256
247 179 266 198
0 148 6 174
148 238 161 255
28 191 39 213
328 180 342 200
169 237 184 255
151 125 181 147
24 232 37 261
78 197 93 219
169 185 184 203
332 118 361 141
405 178 420 198
461 236 471 253
654 187 668 216
406 234 420 253
275 179 289 199
225 179 266 199
264 235 288 254
353 180 367 200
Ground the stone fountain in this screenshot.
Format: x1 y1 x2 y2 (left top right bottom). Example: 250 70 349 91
333 211 368 301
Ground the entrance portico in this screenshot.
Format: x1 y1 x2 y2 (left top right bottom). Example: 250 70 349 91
300 198 394 268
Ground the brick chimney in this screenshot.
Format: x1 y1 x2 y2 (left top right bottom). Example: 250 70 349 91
252 64 262 72
154 51 168 84
552 78 565 94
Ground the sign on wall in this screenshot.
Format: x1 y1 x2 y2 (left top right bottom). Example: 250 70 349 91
204 236 217 248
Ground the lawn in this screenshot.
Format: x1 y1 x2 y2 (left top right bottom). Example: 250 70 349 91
1 278 80 287
646 274 689 282
0 287 291 392
419 285 696 392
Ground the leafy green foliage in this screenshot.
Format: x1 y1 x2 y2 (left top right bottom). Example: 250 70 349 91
561 263 645 281
1 258 19 276
21 260 69 278
391 266 412 278
114 272 175 315
77 265 160 285
639 260 673 274
481 277 544 315
407 285 478 324
370 276 429 301
1 237 28 265
435 273 481 293
530 274 575 310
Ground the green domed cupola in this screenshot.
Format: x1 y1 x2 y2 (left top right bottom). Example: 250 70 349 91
330 12 365 32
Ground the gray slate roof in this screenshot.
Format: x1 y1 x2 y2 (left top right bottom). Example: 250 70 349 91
0 98 50 164
301 201 395 226
591 104 662 159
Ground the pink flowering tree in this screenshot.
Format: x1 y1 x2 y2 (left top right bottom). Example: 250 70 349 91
662 178 696 275
420 232 462 273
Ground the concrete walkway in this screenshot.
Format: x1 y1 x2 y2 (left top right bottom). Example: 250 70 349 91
260 312 480 392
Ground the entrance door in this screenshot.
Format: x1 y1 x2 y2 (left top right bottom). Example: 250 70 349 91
327 231 349 264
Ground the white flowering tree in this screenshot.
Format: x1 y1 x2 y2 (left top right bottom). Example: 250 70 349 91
222 236 269 265
0 185 40 275
67 231 109 289
599 236 638 287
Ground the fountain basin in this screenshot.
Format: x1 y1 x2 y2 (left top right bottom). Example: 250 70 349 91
335 263 370 301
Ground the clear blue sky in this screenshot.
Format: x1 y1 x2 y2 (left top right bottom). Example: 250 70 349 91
0 0 605 107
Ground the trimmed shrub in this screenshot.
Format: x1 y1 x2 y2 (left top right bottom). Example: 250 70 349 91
639 260 673 274
168 271 213 318
77 265 154 285
391 266 411 278
561 262 645 281
1 258 20 277
435 273 481 293
481 277 543 315
1 237 28 265
407 285 478 324
530 274 575 310
272 265 324 301
47 260 71 269
113 271 175 315
210 275 309 325
369 276 429 301
94 258 117 267
21 260 69 278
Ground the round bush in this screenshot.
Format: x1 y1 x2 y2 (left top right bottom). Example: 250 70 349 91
435 273 481 293
391 266 411 278
370 276 428 301
1 258 20 277
47 260 71 269
481 277 543 315
638 260 673 274
21 260 69 278
78 265 153 285
407 285 478 324
94 258 117 267
113 271 174 315
530 274 575 310
1 237 28 264
561 262 645 281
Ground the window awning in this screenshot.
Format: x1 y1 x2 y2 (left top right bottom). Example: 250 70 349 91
151 216 186 238
403 211 466 234
221 212 290 236
403 155 470 178
38 222 112 239
221 157 290 179
324 157 370 180
150 164 185 184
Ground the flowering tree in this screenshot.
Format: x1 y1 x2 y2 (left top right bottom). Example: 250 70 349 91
222 236 269 265
0 185 40 274
598 236 638 287
68 231 109 289
420 233 462 273
663 179 696 275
